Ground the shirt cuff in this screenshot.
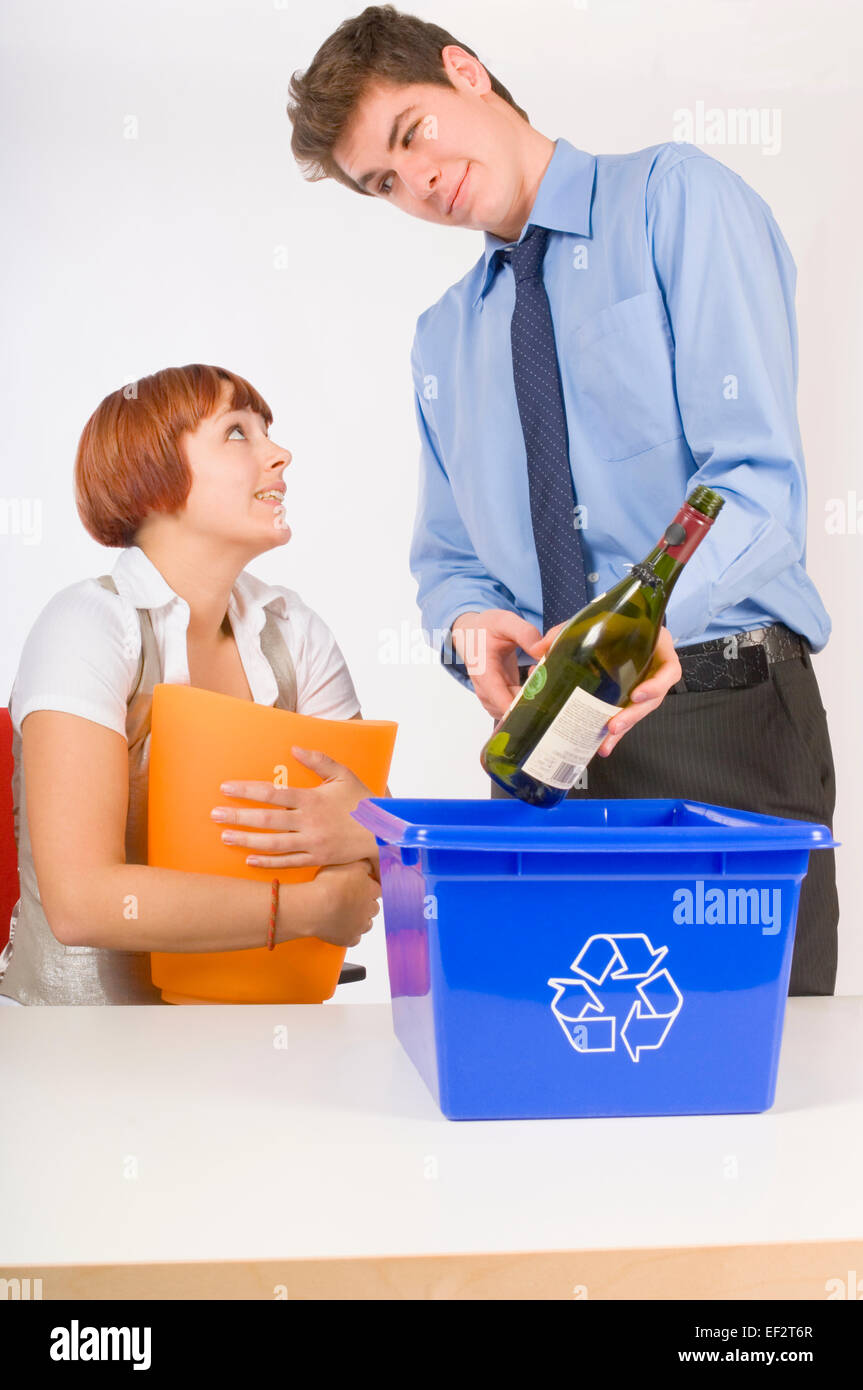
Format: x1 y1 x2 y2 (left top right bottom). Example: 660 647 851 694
440 624 474 689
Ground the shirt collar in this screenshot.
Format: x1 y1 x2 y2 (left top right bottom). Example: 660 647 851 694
111 545 290 632
471 137 597 308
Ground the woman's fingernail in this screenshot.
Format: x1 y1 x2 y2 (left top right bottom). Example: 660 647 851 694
210 809 228 820
220 783 237 793
221 831 238 844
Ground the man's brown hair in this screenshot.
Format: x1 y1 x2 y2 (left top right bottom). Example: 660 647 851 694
287 4 528 194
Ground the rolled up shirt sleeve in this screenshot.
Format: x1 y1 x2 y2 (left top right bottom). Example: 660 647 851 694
409 334 521 687
647 150 809 645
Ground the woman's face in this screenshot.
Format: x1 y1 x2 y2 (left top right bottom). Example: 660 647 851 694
178 382 292 549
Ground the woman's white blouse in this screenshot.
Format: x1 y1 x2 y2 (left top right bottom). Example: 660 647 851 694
9 545 362 735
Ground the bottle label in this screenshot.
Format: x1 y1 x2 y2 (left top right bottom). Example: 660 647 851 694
522 686 618 790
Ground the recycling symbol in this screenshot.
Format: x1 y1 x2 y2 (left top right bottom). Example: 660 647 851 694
547 933 682 1062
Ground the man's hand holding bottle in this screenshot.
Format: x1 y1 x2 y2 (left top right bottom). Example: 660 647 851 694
450 608 682 758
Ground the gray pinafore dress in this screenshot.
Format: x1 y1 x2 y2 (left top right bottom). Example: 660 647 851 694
0 574 298 1005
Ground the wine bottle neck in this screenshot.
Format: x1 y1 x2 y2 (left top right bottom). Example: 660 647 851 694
637 501 719 616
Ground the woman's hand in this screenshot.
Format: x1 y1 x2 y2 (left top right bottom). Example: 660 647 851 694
210 747 379 875
304 861 382 948
522 623 683 757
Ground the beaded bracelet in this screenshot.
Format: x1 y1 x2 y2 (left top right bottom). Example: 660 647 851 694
267 878 280 951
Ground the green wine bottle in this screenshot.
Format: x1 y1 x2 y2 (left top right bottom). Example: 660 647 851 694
480 484 725 807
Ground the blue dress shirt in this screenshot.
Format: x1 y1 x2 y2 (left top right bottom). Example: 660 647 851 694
408 137 831 687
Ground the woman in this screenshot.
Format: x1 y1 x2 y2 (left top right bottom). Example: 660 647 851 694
0 363 384 1005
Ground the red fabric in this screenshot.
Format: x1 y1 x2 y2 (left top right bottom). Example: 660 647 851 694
0 709 18 947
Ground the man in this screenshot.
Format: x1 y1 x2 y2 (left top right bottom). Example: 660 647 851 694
287 6 838 995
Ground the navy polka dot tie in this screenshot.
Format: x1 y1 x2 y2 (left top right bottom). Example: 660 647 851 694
504 224 590 629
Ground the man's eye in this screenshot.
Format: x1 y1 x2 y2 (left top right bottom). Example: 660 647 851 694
228 425 245 440
378 121 420 196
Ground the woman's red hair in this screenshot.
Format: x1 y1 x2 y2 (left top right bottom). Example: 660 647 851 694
74 364 274 548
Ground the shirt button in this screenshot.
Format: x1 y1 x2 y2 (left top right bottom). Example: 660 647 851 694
587 571 599 583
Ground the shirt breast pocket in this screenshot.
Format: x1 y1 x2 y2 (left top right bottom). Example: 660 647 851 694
569 288 684 462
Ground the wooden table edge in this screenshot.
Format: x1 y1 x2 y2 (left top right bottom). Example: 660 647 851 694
4 1238 862 1300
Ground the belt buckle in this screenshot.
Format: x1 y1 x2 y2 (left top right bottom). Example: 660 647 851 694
714 629 771 686
733 641 770 686
740 623 804 668
737 625 772 656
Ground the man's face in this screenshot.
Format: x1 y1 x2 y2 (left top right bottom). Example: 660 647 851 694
332 69 525 236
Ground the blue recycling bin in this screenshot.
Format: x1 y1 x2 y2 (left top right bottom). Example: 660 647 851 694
350 797 838 1120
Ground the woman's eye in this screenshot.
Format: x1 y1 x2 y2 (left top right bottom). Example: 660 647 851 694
379 176 393 196
228 425 245 440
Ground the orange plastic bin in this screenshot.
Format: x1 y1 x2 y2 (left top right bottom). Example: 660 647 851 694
147 683 397 1004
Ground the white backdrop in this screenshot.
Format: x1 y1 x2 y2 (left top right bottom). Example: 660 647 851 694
1 0 860 996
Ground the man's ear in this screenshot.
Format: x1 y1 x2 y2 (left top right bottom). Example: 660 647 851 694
440 44 492 96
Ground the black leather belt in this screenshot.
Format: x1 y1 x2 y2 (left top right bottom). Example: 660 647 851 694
670 622 808 692
516 623 808 694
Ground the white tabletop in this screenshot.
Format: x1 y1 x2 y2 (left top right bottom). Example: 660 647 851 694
1 998 861 1268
